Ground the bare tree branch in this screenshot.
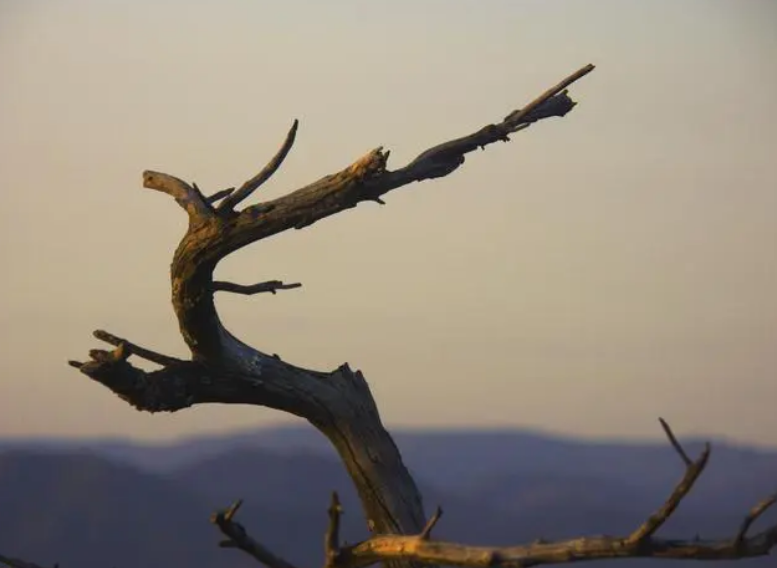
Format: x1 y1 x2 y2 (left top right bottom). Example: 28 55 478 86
213 279 302 295
326 492 344 568
91 329 183 366
501 64 595 128
207 186 236 204
211 500 301 568
212 421 776 568
66 60 777 568
142 171 214 219
734 493 777 548
626 419 710 544
72 64 597 568
218 119 300 213
419 507 443 541
658 416 692 465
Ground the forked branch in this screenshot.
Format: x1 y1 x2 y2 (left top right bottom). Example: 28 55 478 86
212 420 776 568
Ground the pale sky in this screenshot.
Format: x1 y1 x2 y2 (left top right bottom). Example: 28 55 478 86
1 0 775 446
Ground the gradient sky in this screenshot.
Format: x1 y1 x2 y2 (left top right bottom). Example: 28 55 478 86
1 0 775 446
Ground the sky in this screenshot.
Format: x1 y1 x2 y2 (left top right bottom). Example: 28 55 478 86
1 0 775 446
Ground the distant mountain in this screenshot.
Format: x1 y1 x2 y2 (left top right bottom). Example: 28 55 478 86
0 427 774 568
0 450 254 568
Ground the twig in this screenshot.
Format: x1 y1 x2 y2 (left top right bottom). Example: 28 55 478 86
658 417 692 465
734 493 777 546
326 492 344 566
219 119 299 212
211 500 301 568
502 63 595 130
207 187 236 204
93 329 182 366
419 506 443 540
212 280 302 295
627 419 710 543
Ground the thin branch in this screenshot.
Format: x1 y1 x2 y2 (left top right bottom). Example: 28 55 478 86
92 329 183 366
658 416 692 465
211 500 301 568
218 119 299 212
212 280 302 295
734 492 777 546
406 63 594 170
502 64 595 129
326 492 344 566
207 187 236 204
419 507 443 540
626 420 711 544
142 170 214 219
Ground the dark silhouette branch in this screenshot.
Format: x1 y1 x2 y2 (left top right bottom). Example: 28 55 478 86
213 279 302 295
91 329 183 366
207 186 236 204
211 500 301 568
218 119 300 213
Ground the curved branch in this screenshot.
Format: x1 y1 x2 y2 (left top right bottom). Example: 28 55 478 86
218 119 300 213
142 171 215 220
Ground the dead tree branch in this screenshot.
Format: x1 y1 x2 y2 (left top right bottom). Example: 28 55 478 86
213 279 302 295
65 59 777 568
70 64 600 568
211 500 301 568
218 119 299 213
212 421 776 568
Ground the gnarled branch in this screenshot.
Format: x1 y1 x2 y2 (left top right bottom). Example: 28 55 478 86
71 64 596 568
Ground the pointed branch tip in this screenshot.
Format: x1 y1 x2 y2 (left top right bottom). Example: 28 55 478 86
420 506 443 540
218 118 300 212
735 493 777 544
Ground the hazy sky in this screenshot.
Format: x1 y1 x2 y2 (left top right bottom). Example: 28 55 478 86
1 1 775 446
